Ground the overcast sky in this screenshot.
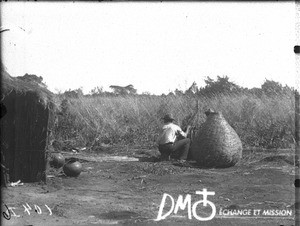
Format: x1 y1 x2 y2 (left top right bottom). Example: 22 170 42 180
1 2 297 94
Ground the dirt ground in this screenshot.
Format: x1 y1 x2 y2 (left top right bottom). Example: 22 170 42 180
1 147 297 226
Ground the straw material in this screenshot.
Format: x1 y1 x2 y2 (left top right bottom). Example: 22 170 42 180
190 111 242 168
1 66 53 107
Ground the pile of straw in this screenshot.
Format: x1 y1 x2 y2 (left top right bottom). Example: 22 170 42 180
190 111 242 168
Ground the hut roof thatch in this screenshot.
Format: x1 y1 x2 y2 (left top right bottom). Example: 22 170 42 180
1 65 54 107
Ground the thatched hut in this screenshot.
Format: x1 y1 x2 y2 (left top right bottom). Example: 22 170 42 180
190 110 242 168
1 66 55 183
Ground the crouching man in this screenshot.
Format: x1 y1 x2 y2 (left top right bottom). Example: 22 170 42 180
157 114 191 162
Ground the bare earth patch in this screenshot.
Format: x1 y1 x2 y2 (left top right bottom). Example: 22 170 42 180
1 148 296 226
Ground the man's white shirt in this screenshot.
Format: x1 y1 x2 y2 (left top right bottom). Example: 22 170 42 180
157 123 187 145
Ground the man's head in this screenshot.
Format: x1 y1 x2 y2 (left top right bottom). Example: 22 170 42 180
162 114 175 123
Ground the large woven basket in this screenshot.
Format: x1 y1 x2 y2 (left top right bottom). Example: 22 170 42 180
190 111 242 168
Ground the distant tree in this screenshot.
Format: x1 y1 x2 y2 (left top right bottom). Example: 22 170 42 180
261 79 283 96
17 73 47 88
109 85 125 95
198 76 242 96
125 84 137 95
109 84 137 95
261 79 293 96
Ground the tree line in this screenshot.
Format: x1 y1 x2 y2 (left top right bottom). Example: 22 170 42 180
16 73 296 98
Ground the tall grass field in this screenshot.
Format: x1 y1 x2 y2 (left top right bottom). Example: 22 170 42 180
53 91 296 151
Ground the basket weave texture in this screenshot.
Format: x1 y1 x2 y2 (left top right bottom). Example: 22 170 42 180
191 112 242 168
